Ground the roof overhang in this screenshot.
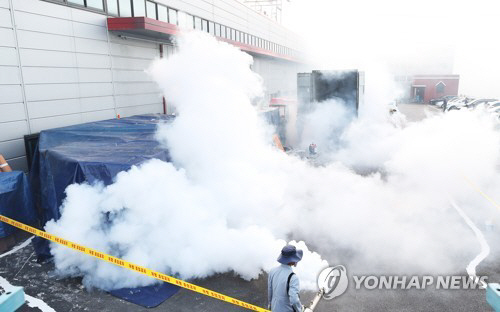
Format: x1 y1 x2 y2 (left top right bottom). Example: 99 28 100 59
107 17 178 42
107 17 301 63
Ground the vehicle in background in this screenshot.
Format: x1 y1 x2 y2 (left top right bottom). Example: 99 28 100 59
489 105 500 115
429 95 457 106
465 98 497 109
443 97 469 110
487 100 500 111
445 98 497 112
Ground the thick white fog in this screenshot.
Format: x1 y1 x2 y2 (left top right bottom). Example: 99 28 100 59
45 32 499 292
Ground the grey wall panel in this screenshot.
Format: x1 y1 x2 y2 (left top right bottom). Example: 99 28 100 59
0 120 28 141
6 156 27 172
0 85 22 104
0 28 16 47
27 98 80 119
17 30 74 52
15 11 73 36
82 109 115 123
76 53 111 68
114 82 160 95
19 49 76 67
79 82 113 97
0 139 25 159
30 113 81 133
78 68 112 83
75 37 109 55
0 0 9 9
112 56 153 70
0 47 17 66
0 102 25 122
25 83 79 101
0 7 11 28
70 7 106 27
117 103 163 117
115 93 162 107
13 0 71 20
0 66 20 84
72 22 107 41
112 69 152 82
80 96 115 112
110 42 159 59
22 67 79 84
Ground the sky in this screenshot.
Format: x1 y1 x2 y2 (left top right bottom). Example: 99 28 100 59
281 0 500 98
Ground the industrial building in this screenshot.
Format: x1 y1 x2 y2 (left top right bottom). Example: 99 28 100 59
0 0 305 171
396 74 460 104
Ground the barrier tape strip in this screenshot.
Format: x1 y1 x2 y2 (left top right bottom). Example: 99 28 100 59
0 214 269 312
462 175 500 212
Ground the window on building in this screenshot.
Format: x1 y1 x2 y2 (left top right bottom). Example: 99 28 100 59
208 21 215 35
235 30 240 42
436 82 445 93
157 5 167 22
146 1 156 19
202 19 208 32
132 0 145 16
178 11 189 28
68 0 85 6
231 28 235 40
118 0 131 16
194 16 202 30
107 0 118 15
221 25 226 38
215 23 221 37
168 8 177 25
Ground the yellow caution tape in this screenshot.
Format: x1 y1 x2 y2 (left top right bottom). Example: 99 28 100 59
0 214 269 312
462 175 500 212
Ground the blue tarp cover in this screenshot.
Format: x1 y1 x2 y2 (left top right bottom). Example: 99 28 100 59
109 283 180 308
31 114 173 233
0 171 35 237
29 114 177 307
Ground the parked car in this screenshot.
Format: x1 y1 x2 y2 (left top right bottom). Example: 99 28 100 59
429 95 457 106
444 97 471 111
465 98 497 109
487 100 500 111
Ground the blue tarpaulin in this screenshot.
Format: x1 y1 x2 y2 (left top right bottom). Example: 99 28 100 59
30 114 173 241
109 283 180 308
29 114 178 307
0 171 36 237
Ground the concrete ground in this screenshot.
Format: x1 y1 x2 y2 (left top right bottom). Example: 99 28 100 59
1 103 498 311
397 102 441 122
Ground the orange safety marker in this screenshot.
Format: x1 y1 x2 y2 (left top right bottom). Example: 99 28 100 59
272 134 285 152
0 154 12 172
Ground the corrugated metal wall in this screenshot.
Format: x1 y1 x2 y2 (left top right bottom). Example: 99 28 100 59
0 0 164 171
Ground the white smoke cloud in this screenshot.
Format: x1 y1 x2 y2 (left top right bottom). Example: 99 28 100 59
45 32 500 296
